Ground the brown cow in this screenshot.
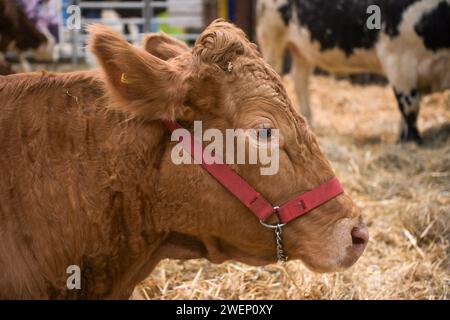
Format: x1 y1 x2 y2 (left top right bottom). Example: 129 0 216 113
0 0 47 51
0 0 48 72
0 20 368 299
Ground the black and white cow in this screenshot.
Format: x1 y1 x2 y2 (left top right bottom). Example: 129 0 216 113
257 0 450 143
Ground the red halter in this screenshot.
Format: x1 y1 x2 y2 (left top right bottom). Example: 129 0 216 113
162 120 344 225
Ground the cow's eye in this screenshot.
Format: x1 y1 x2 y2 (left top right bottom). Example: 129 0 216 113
258 125 272 140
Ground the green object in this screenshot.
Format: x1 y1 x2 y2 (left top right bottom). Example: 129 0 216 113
156 11 184 36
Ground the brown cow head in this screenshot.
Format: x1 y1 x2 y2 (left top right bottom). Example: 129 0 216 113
89 20 368 273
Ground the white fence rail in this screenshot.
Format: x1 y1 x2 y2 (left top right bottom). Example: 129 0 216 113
63 0 203 65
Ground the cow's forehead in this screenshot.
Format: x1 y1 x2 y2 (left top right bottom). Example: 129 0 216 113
231 59 290 105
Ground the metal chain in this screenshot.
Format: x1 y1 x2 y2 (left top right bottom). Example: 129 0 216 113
275 224 288 263
260 218 288 263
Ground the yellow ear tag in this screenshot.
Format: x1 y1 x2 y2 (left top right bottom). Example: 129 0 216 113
120 73 130 84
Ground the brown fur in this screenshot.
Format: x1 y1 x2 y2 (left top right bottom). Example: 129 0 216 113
0 20 366 299
143 32 190 61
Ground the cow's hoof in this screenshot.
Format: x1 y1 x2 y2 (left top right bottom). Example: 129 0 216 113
398 127 423 144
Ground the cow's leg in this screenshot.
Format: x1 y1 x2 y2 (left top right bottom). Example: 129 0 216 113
378 49 422 143
393 87 422 144
127 23 140 46
259 38 286 75
255 5 288 75
289 45 313 124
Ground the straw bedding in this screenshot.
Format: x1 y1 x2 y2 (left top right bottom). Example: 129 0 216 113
139 75 449 300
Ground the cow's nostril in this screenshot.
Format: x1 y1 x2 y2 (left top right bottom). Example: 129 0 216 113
351 227 369 243
351 226 369 255
352 234 366 245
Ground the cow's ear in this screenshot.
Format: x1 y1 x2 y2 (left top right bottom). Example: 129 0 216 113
88 25 187 120
142 32 190 61
193 19 256 71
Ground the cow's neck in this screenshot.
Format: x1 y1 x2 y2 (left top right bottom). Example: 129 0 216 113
78 117 171 299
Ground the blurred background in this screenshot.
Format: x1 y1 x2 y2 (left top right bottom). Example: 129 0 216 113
0 0 259 73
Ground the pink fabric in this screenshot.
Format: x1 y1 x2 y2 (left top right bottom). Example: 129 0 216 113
17 0 60 28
